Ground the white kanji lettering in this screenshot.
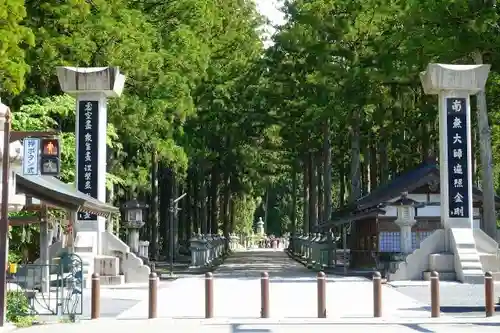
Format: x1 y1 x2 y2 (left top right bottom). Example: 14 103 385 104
452 99 462 112
453 133 462 144
451 206 464 217
454 192 464 203
453 148 463 159
453 178 463 188
453 164 463 175
452 117 462 129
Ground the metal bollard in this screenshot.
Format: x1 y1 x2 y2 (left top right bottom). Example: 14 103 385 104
91 273 100 319
373 271 382 317
430 271 440 318
317 271 326 318
485 271 494 317
205 272 214 318
148 272 158 319
261 272 270 318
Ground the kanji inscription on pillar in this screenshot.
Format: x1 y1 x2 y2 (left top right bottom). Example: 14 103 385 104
77 100 99 220
446 97 470 218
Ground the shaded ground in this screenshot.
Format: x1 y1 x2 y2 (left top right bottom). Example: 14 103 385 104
214 248 314 280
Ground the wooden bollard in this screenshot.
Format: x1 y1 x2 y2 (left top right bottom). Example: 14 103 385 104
485 271 494 317
148 272 158 319
317 271 326 318
205 272 214 318
91 273 100 319
261 272 269 318
430 271 440 318
373 271 382 317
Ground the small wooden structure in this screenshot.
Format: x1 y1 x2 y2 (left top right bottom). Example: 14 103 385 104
321 159 500 269
10 173 118 232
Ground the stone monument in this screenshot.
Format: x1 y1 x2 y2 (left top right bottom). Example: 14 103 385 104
419 63 492 283
57 67 150 285
256 217 265 235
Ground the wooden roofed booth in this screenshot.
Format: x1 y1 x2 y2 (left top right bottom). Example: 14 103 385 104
15 173 118 222
12 172 119 261
318 158 500 278
7 173 119 290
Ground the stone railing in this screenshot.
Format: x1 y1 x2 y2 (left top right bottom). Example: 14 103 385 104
288 233 349 269
189 234 227 268
138 241 149 259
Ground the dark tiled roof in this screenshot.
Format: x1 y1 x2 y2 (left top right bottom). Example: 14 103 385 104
16 174 118 217
321 159 500 228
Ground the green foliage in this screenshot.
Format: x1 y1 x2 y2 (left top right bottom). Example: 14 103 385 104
0 0 34 94
6 290 36 326
232 195 258 235
8 0 500 241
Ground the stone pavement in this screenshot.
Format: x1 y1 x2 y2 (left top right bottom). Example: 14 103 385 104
36 281 174 320
116 248 433 320
389 280 500 313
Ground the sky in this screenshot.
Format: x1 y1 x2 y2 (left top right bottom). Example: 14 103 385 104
255 0 286 26
254 0 286 46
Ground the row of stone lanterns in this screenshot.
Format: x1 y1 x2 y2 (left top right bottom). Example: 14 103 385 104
121 197 244 267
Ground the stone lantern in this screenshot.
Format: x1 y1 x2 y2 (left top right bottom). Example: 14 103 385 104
256 217 265 236
391 193 424 254
122 198 148 254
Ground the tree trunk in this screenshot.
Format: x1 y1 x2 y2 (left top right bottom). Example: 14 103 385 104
369 134 378 191
200 167 208 234
379 127 389 184
302 156 310 234
323 120 333 222
150 150 159 260
473 51 496 238
222 172 230 251
308 152 318 232
192 168 200 234
339 163 345 208
317 152 324 223
210 166 219 234
291 162 298 238
349 108 362 266
186 169 194 237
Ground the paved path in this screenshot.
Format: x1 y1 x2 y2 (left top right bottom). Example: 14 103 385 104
116 249 433 320
9 249 500 332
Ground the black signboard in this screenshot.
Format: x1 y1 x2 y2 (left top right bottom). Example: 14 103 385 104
77 100 99 221
446 97 470 218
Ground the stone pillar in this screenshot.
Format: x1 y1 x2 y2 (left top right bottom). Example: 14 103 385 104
57 67 126 255
127 228 140 254
397 221 415 254
420 64 489 234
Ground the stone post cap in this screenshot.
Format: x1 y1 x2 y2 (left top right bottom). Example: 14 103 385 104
56 66 126 97
0 103 10 129
420 63 490 95
0 103 22 162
